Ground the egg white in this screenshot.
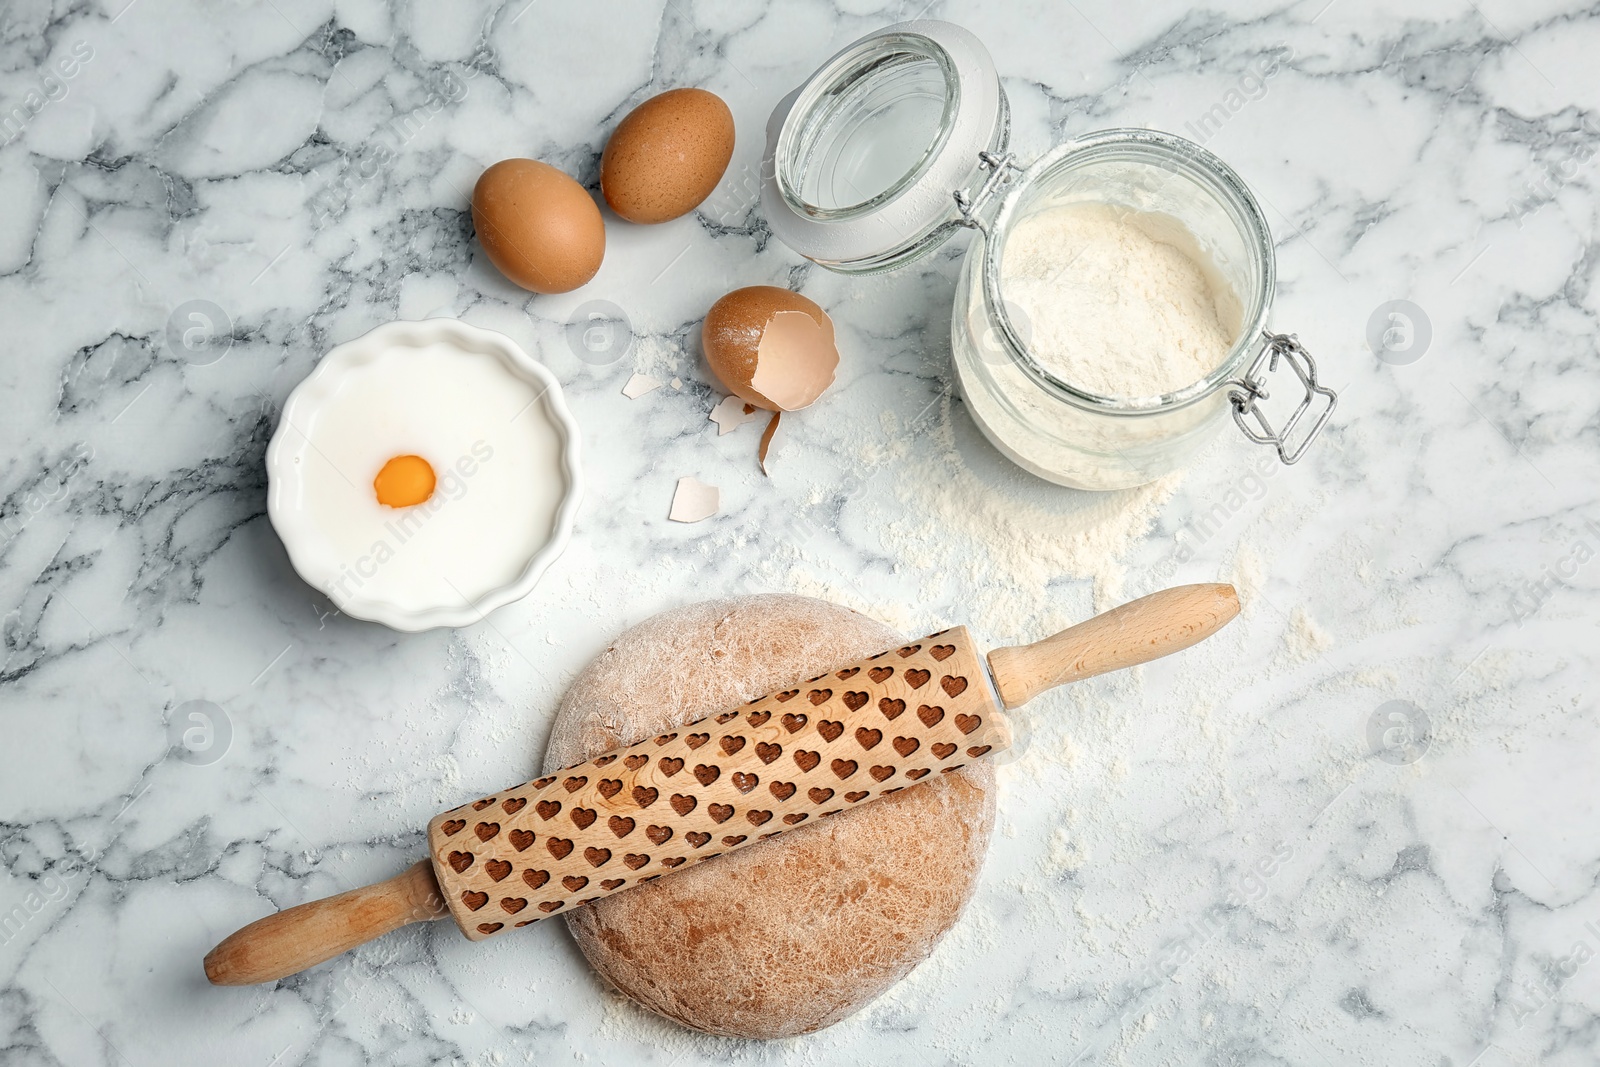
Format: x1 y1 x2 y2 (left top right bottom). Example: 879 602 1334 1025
283 343 565 614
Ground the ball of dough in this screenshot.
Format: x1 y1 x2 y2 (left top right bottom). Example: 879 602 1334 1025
544 595 995 1039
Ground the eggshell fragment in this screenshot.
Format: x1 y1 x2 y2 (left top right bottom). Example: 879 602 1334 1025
472 159 604 294
669 477 720 523
622 373 662 399
602 88 735 224
708 395 759 435
757 411 781 476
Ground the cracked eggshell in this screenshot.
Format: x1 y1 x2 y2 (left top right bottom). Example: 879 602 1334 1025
700 286 838 412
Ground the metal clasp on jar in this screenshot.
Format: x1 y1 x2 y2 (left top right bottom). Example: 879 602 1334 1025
1226 332 1337 464
954 151 1019 234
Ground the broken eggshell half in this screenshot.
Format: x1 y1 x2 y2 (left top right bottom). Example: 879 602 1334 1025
701 285 839 472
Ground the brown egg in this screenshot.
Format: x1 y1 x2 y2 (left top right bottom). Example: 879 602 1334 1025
601 88 735 224
472 159 604 294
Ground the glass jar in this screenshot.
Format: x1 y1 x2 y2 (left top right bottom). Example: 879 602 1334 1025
761 21 1336 490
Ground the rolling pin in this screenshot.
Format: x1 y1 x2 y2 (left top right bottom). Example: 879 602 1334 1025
205 583 1238 985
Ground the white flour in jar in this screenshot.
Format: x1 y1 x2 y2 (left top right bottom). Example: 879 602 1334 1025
1000 201 1240 397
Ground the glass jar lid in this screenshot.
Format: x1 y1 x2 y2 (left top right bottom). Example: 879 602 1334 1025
760 20 1007 274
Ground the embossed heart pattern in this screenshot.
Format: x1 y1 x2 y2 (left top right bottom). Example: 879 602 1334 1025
204 585 1239 985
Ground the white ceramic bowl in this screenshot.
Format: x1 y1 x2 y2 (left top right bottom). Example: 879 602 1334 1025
266 319 582 631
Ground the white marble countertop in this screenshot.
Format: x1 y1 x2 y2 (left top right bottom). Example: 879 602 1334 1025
4 1 1599 1064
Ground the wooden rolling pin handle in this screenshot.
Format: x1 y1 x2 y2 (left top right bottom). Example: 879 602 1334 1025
204 860 448 986
985 584 1240 709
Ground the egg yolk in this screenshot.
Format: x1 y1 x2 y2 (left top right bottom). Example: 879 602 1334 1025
373 454 436 508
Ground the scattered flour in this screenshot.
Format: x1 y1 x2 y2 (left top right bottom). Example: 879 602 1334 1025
877 395 1183 639
1229 542 1267 613
627 332 684 378
732 391 1181 650
1001 202 1239 397
1285 606 1332 661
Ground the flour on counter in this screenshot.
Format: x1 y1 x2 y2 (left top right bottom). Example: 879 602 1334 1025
880 397 1183 638
1001 202 1239 398
1285 606 1332 661
1228 542 1267 613
729 389 1186 652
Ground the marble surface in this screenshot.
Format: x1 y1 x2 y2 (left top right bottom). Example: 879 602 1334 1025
3 0 1599 1064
